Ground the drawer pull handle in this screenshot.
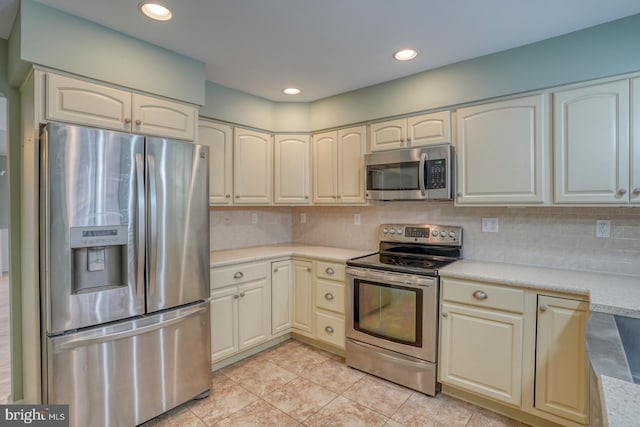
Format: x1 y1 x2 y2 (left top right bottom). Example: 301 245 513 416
539 305 548 312
324 293 334 301
325 326 334 334
325 267 335 275
473 290 488 300
233 272 244 279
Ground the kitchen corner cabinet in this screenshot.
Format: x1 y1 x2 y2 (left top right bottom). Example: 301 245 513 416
210 261 270 362
553 80 631 204
233 128 273 204
271 260 293 335
369 111 451 151
312 126 366 205
46 72 196 140
455 94 550 205
274 134 311 204
292 260 314 335
535 295 589 424
198 120 233 205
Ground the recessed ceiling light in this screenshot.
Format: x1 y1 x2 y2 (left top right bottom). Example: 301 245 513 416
393 49 418 61
139 2 173 21
283 88 301 95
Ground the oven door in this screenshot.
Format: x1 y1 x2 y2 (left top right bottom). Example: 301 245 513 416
346 267 438 362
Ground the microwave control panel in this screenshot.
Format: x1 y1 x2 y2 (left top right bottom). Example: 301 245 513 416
426 159 447 189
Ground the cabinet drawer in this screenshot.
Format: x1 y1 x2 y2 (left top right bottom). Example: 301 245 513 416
441 278 524 313
315 312 345 348
316 261 345 281
316 279 345 314
211 261 268 290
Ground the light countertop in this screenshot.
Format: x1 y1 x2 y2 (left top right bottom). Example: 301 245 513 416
210 243 373 267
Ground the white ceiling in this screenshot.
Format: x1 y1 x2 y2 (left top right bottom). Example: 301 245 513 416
3 1 640 102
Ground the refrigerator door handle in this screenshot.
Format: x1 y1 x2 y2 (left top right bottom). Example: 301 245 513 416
54 304 208 351
135 153 145 300
148 155 158 297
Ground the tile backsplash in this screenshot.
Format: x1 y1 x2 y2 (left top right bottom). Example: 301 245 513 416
212 203 640 276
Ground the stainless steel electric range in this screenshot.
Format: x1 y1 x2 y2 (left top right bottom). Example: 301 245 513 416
345 223 462 396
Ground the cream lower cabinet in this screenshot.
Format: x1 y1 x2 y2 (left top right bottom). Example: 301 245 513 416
439 277 590 426
198 119 233 205
271 260 293 335
292 260 314 335
210 261 270 362
313 261 346 349
46 72 196 140
535 296 590 424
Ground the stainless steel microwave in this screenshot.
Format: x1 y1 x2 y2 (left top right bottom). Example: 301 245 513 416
365 145 454 201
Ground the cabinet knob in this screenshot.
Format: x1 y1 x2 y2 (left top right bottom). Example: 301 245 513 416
124 118 131 124
233 294 239 299
307 267 312 272
135 119 142 126
539 305 548 312
273 268 279 273
325 326 334 334
616 189 627 197
442 312 448 318
233 272 244 279
472 290 488 300
225 194 231 198
325 267 335 275
235 195 240 199
632 188 640 197
337 195 342 199
324 293 334 301
305 196 309 199
239 292 245 297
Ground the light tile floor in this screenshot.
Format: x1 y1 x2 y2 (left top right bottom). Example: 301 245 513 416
143 339 529 427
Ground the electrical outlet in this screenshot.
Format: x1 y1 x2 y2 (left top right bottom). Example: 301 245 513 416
481 217 499 233
354 213 361 225
300 213 307 224
251 212 258 224
595 220 611 238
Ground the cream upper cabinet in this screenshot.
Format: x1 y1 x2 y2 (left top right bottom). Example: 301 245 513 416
631 78 640 204
439 279 525 406
198 120 233 205
131 94 196 140
369 111 451 152
312 126 366 205
292 260 314 336
535 296 589 424
455 94 550 205
274 134 311 204
553 80 630 204
233 128 273 204
46 73 197 140
46 73 132 132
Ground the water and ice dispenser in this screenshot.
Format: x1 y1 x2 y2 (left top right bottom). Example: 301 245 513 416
69 225 129 294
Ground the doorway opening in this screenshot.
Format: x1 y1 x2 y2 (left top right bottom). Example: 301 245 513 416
0 95 11 403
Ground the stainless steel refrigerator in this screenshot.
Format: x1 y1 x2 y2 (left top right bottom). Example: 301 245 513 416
40 123 211 427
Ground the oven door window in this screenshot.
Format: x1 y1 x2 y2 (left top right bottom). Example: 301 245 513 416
366 161 420 191
353 279 422 347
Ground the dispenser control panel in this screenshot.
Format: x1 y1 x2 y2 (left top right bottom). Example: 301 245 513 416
70 225 128 248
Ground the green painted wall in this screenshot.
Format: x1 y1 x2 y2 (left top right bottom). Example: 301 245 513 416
0 37 23 402
16 0 206 105
310 13 640 130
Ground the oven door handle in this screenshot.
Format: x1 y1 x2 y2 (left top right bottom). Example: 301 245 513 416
346 267 435 288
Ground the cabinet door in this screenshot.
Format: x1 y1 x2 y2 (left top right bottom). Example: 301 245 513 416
369 118 406 151
312 131 338 204
198 120 233 205
237 280 270 351
292 260 313 335
46 73 132 132
554 81 630 204
456 94 550 205
210 287 238 361
271 261 293 335
535 296 589 424
408 111 451 147
439 302 523 406
132 94 196 141
631 78 640 204
233 128 273 204
338 126 366 204
274 134 311 204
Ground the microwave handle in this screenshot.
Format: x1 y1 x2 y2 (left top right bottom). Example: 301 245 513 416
419 152 427 195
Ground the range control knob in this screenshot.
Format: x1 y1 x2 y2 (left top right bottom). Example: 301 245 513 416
396 228 403 235
382 228 389 234
389 229 396 234
431 230 439 237
440 230 447 237
449 231 457 238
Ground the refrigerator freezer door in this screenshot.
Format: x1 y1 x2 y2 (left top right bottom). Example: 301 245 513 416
146 138 209 312
45 302 211 427
42 123 146 334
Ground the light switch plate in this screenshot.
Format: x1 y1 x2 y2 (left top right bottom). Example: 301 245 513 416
595 220 611 238
482 217 499 233
300 213 307 224
251 212 258 224
354 213 361 225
